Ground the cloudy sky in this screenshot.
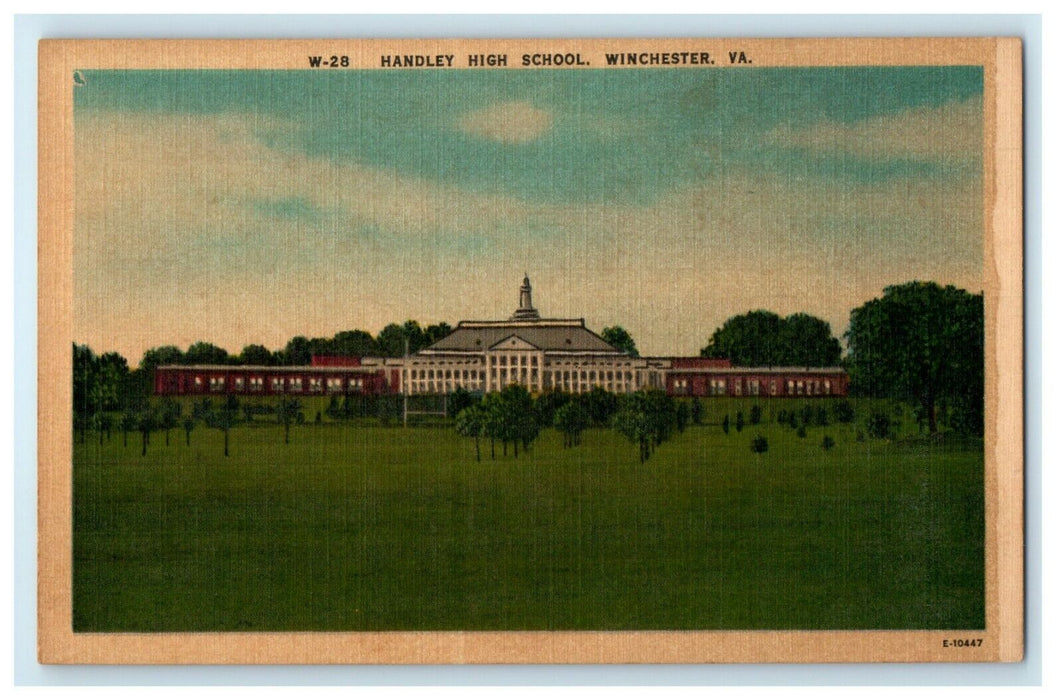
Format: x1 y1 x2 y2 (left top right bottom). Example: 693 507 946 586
74 67 983 362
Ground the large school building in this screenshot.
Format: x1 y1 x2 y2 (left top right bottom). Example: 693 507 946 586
155 276 848 399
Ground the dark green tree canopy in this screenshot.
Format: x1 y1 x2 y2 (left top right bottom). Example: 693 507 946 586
779 313 844 367
238 344 274 366
375 323 408 358
283 336 313 365
139 345 184 371
424 322 454 347
185 342 231 365
700 310 841 367
601 326 639 357
845 281 983 434
331 330 380 358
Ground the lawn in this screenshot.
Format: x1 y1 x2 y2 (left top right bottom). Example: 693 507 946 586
72 404 984 631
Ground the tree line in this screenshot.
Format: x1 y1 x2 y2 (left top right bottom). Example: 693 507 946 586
454 385 688 464
697 281 983 436
74 280 985 451
140 319 456 372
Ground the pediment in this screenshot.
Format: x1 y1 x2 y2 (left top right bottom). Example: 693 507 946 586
488 334 541 351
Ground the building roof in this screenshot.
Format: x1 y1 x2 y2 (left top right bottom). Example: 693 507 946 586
422 319 623 354
156 364 379 373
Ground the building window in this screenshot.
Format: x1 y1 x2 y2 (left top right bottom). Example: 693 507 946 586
734 380 742 396
770 380 777 396
309 378 322 392
327 377 343 392
234 377 245 390
289 377 302 392
271 377 284 391
210 376 226 392
250 377 263 391
749 380 760 395
825 380 832 394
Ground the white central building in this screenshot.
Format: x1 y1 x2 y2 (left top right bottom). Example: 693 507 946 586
366 276 664 395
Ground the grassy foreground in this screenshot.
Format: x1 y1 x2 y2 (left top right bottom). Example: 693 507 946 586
73 413 984 631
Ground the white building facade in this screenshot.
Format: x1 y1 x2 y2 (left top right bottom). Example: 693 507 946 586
362 276 666 396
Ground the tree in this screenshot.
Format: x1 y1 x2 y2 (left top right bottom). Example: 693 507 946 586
373 320 433 357
614 395 655 463
120 410 137 447
423 322 454 347
691 397 703 425
553 401 588 448
601 326 639 357
584 386 619 426
332 330 379 358
613 390 675 463
482 393 504 460
751 435 769 455
238 344 274 366
779 313 844 367
498 384 537 456
700 310 842 366
185 341 231 365
845 282 983 434
455 403 487 461
139 345 184 372
701 310 784 365
96 414 113 445
73 344 131 443
205 395 240 457
447 387 475 418
276 398 301 445
183 417 195 446
534 389 571 428
283 336 312 365
158 396 181 446
137 404 157 457
676 402 690 433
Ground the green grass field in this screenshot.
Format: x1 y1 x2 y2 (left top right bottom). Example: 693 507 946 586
73 400 984 631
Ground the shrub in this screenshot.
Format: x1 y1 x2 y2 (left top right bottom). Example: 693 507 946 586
866 411 892 440
749 404 762 425
796 425 807 439
832 400 855 424
691 398 703 425
676 402 690 433
821 435 835 451
722 414 730 434
736 411 745 432
750 435 768 454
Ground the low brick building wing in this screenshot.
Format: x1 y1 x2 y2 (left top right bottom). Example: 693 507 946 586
153 276 848 398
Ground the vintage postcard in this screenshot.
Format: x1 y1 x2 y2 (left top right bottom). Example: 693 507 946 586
38 38 1023 664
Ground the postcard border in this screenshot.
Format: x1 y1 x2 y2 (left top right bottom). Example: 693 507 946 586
36 36 1024 665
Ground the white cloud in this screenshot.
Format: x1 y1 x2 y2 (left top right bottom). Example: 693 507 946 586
763 96 983 165
73 109 983 361
457 101 553 144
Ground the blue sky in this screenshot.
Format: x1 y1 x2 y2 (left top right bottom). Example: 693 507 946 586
74 67 984 361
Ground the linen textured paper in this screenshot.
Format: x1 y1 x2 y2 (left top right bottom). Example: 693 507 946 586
38 37 1023 664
